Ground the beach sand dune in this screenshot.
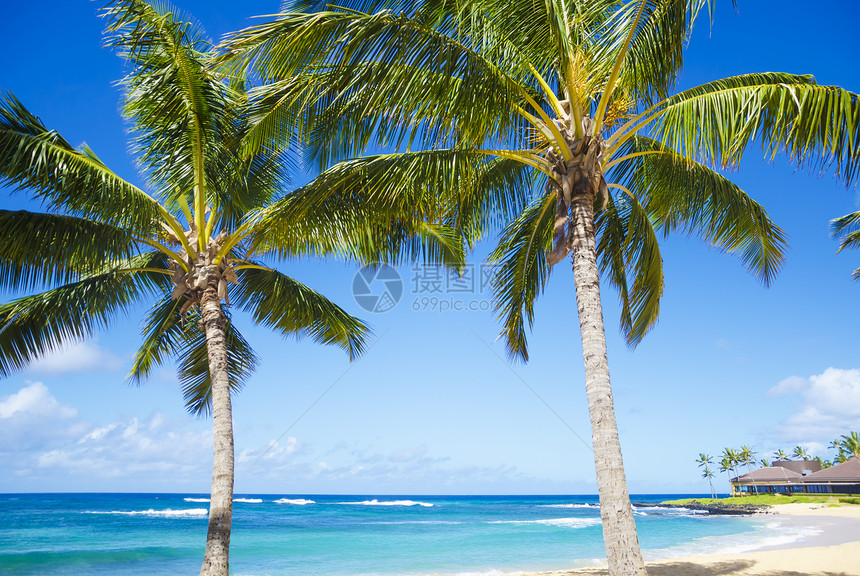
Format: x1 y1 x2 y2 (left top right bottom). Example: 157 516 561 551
533 504 860 576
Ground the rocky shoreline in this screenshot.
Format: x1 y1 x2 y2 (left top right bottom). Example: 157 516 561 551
640 501 765 515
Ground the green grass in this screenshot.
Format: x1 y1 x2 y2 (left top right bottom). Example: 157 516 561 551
663 494 834 506
839 497 860 505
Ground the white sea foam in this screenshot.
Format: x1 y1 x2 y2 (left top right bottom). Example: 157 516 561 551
87 508 208 518
540 503 599 509
632 505 708 516
644 519 823 561
233 498 263 503
489 517 601 529
372 520 463 525
184 497 210 503
274 498 315 505
340 499 434 507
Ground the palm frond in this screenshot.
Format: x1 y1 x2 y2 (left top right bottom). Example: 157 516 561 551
0 210 137 291
248 149 497 268
595 191 664 345
649 73 860 184
612 135 787 285
102 0 228 217
0 92 162 233
0 252 169 377
129 295 185 385
831 210 860 279
488 191 556 362
233 264 371 360
595 0 715 107
129 295 260 416
175 309 259 416
216 9 527 151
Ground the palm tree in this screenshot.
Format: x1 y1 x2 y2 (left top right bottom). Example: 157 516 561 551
760 458 770 468
696 453 717 499
773 448 789 461
839 432 860 459
719 454 736 496
217 1 860 574
812 456 833 469
0 3 459 575
721 447 742 488
739 445 757 494
793 445 811 460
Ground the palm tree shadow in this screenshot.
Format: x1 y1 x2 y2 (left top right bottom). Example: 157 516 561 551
551 561 853 575
646 561 852 576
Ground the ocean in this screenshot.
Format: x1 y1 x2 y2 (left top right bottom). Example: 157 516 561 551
0 493 819 576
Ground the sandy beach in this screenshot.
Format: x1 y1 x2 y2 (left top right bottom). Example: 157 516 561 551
535 503 860 576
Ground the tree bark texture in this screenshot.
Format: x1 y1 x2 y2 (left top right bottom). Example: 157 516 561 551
198 280 235 576
569 191 647 576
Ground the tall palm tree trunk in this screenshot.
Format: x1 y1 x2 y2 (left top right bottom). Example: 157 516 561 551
570 191 647 576
199 281 235 576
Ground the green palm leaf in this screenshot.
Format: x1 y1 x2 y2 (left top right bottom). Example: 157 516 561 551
832 210 860 279
489 191 556 361
0 252 169 377
0 210 136 291
0 92 162 232
597 0 717 106
649 73 860 183
612 135 787 285
103 0 227 216
129 293 261 416
247 149 482 267
217 8 526 150
233 264 370 360
175 308 259 416
595 190 664 345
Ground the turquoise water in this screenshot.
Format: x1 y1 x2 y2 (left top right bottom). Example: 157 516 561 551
0 494 803 575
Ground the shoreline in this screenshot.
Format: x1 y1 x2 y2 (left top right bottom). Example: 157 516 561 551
531 503 860 576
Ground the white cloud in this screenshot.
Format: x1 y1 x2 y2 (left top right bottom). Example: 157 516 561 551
237 437 301 464
0 382 77 419
767 368 860 445
27 340 124 375
0 382 212 491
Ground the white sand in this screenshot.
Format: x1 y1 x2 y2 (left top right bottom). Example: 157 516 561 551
532 503 860 576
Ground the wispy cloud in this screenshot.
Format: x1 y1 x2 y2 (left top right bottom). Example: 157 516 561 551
27 340 125 375
0 381 77 419
767 367 860 447
0 382 211 491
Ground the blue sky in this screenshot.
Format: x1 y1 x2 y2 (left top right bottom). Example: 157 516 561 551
1 1 858 496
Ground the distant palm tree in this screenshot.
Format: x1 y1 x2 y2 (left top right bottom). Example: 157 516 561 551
793 446 811 460
813 456 833 469
701 466 717 499
773 448 789 461
739 445 758 493
839 432 860 459
0 3 458 575
719 455 736 495
760 458 770 468
721 448 742 495
696 453 717 498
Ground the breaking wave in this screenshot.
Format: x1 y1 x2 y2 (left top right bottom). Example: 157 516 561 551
87 508 208 518
274 498 315 505
339 499 434 507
